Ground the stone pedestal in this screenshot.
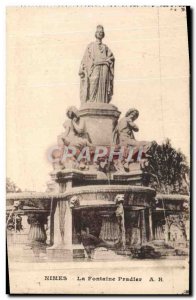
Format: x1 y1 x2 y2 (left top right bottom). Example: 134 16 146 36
24 212 48 259
47 200 85 260
79 103 121 145
99 213 119 245
27 213 47 245
47 244 85 260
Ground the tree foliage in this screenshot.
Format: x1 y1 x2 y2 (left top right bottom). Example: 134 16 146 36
144 139 189 194
6 177 22 193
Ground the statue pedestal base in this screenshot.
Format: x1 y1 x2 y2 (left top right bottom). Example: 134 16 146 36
79 103 121 146
47 244 85 260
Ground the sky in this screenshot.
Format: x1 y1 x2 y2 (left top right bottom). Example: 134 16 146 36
6 6 190 191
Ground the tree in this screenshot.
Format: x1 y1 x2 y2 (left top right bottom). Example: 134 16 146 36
144 139 189 194
6 177 22 193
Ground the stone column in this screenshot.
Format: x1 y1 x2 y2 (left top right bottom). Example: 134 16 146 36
62 200 72 247
148 208 153 241
48 200 72 248
47 198 85 259
140 209 147 245
52 200 61 246
164 216 169 243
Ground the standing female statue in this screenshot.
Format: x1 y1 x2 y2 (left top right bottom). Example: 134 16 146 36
79 25 115 104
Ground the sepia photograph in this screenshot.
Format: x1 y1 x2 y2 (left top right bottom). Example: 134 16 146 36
6 6 191 294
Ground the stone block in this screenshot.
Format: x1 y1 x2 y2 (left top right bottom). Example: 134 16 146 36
79 103 121 146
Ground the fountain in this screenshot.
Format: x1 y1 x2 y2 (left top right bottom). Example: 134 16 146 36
6 25 189 262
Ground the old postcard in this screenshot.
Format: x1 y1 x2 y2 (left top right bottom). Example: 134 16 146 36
6 6 190 295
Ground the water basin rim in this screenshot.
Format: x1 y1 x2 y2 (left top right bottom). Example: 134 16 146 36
6 185 156 201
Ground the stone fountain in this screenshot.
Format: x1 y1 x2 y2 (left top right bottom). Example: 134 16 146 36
6 25 189 261
46 24 155 260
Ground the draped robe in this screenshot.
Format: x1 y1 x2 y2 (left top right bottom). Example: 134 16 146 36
79 41 115 103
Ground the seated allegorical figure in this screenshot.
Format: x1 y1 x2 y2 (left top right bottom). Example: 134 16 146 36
113 108 152 151
59 106 92 150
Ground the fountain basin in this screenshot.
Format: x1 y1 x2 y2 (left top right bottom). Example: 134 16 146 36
62 185 156 209
6 185 155 208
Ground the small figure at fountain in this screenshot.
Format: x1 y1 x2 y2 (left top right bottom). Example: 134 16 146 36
60 106 92 149
79 25 115 104
113 108 151 151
